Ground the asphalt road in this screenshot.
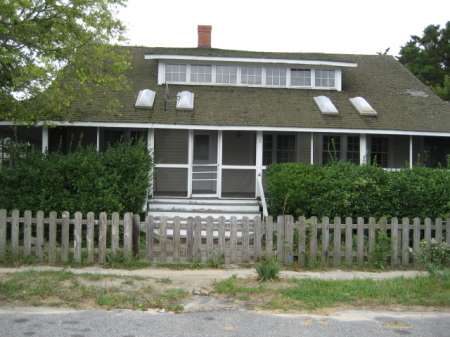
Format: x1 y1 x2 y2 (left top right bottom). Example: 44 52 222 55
1 306 449 337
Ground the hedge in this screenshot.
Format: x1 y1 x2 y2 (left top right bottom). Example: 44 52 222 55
266 161 450 220
0 139 153 215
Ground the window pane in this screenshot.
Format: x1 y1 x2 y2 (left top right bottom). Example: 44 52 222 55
315 69 335 87
263 135 273 165
191 65 212 83
241 66 262 85
216 65 237 84
266 67 286 86
291 69 311 86
165 64 187 82
347 136 360 164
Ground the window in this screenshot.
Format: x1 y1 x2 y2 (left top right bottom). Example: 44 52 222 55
322 135 360 164
216 65 237 84
322 135 341 164
241 66 262 85
161 62 340 89
263 134 296 165
291 69 311 87
315 70 335 87
266 67 286 86
191 65 212 83
371 137 389 167
165 64 186 82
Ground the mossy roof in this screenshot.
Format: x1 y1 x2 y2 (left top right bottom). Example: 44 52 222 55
67 46 450 134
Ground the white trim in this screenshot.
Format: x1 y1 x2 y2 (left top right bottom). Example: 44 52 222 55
2 121 450 137
360 134 367 164
145 54 358 68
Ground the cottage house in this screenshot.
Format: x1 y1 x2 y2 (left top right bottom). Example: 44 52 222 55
2 25 450 219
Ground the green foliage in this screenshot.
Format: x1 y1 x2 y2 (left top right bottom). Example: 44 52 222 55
266 161 450 219
398 21 450 100
0 0 131 123
415 239 450 269
0 139 153 215
255 254 281 281
370 231 391 269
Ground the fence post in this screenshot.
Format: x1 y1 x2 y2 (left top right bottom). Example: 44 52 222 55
391 217 399 266
124 212 133 259
61 211 70 263
0 210 6 258
333 217 341 267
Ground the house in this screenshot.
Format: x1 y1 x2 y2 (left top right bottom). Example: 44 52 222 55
2 25 450 219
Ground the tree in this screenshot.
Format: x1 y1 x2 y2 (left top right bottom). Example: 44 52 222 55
0 0 131 123
398 21 450 100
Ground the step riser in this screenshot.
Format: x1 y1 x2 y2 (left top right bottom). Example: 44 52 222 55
149 205 260 212
147 211 261 220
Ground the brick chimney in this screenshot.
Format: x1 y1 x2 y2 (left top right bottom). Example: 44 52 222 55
198 25 212 48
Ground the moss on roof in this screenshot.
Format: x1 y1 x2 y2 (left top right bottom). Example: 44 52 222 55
67 46 450 133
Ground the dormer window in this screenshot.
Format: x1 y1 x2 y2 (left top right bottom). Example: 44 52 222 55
150 55 357 91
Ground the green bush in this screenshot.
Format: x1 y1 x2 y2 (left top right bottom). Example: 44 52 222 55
266 161 450 219
0 139 153 215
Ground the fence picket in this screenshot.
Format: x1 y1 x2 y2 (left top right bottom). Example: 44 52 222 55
333 217 341 267
284 215 294 265
277 215 285 262
186 217 194 262
357 217 364 264
99 212 107 264
391 217 399 266
254 216 262 262
310 217 318 264
230 217 238 263
194 216 202 262
413 218 421 266
86 212 95 263
124 212 133 259
61 211 70 262
298 216 307 267
436 218 443 243
0 210 6 257
265 216 274 255
345 217 353 264
23 210 32 257
49 211 57 262
11 210 19 256
242 217 250 263
160 216 167 263
146 216 154 262
218 217 226 262
402 218 410 266
111 213 120 254
206 216 214 263
368 217 376 264
322 217 329 264
173 216 181 262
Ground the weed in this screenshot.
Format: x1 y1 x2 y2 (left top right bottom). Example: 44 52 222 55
104 252 125 268
370 230 391 269
206 250 224 268
161 288 189 301
157 277 172 284
255 254 280 281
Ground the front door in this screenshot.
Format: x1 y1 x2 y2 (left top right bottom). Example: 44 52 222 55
191 130 218 197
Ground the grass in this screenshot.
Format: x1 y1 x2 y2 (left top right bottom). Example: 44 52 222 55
212 268 450 311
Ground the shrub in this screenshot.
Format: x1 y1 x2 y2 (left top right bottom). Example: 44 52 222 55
255 254 280 281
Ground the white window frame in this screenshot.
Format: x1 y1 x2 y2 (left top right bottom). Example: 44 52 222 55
158 61 343 90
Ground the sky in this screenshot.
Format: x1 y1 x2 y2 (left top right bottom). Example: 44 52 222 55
118 0 450 56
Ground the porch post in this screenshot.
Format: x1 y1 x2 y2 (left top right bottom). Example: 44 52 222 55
41 126 48 153
409 135 413 169
148 128 155 197
310 132 314 164
96 127 100 152
256 131 263 197
359 134 367 165
188 130 193 197
217 130 223 198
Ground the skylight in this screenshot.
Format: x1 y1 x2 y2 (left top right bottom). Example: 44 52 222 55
314 96 338 114
176 91 194 110
349 97 377 116
135 89 156 109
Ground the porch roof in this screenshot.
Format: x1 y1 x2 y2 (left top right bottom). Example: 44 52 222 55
62 47 450 134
